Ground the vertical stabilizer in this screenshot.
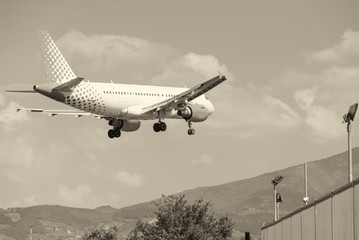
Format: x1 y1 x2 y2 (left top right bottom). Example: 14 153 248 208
37 30 77 84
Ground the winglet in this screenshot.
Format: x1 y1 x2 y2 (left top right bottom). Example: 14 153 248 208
217 72 227 81
217 71 225 80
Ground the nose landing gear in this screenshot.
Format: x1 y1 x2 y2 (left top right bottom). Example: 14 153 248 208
188 129 195 135
187 121 195 135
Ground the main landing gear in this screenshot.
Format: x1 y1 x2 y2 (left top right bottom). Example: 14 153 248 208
153 110 167 133
108 128 121 138
108 119 121 139
153 122 167 132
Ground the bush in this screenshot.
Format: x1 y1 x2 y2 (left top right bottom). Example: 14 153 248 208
82 225 123 240
127 195 233 240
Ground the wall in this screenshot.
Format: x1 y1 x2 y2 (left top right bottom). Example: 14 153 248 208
261 179 359 240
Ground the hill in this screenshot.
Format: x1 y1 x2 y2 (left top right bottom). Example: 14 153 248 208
0 147 358 239
113 146 359 235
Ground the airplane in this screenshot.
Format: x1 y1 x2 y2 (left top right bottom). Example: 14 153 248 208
7 30 226 138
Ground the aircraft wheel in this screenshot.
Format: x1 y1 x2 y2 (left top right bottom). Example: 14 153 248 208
159 122 167 132
153 123 161 132
188 129 195 135
108 129 115 138
114 128 121 138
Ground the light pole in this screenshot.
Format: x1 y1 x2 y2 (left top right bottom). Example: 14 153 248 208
303 162 309 205
343 103 358 182
29 225 32 240
271 176 283 221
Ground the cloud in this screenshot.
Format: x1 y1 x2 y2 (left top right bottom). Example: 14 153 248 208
151 52 232 87
181 52 231 80
5 169 24 183
54 29 356 143
191 154 215 165
294 88 340 139
306 29 359 64
0 93 5 106
267 26 359 142
113 171 144 187
0 135 36 168
294 88 316 110
205 82 301 138
57 30 179 84
57 30 233 88
0 96 29 131
57 184 98 208
261 95 301 128
9 195 37 208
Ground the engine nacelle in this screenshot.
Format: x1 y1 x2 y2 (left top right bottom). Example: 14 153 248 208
109 119 141 132
177 105 209 122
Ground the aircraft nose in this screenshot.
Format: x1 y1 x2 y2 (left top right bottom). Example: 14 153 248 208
207 101 214 115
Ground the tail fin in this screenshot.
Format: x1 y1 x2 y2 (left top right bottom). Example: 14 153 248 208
37 30 77 84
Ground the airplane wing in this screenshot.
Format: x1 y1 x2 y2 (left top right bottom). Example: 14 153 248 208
17 107 103 118
141 75 226 114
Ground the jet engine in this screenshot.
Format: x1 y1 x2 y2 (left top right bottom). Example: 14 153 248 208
177 104 209 122
109 119 141 132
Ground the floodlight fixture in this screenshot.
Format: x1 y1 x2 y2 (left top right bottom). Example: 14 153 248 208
271 176 284 187
343 103 358 182
343 103 358 123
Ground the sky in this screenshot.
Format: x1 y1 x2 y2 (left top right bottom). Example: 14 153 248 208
1 0 359 209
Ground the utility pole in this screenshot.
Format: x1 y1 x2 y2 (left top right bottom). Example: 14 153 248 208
271 176 283 221
29 225 32 240
274 185 277 221
303 162 309 205
348 121 353 182
343 103 358 182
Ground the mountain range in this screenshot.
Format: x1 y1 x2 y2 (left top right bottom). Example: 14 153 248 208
1 147 358 240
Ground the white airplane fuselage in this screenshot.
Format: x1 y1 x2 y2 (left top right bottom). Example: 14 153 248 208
35 80 214 121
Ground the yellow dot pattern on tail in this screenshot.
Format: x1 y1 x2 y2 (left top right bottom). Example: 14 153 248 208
37 30 77 84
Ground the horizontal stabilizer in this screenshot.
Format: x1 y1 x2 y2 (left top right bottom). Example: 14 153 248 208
6 90 36 93
53 77 84 92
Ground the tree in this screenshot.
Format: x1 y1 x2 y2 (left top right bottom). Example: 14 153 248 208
82 225 123 240
127 195 233 240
